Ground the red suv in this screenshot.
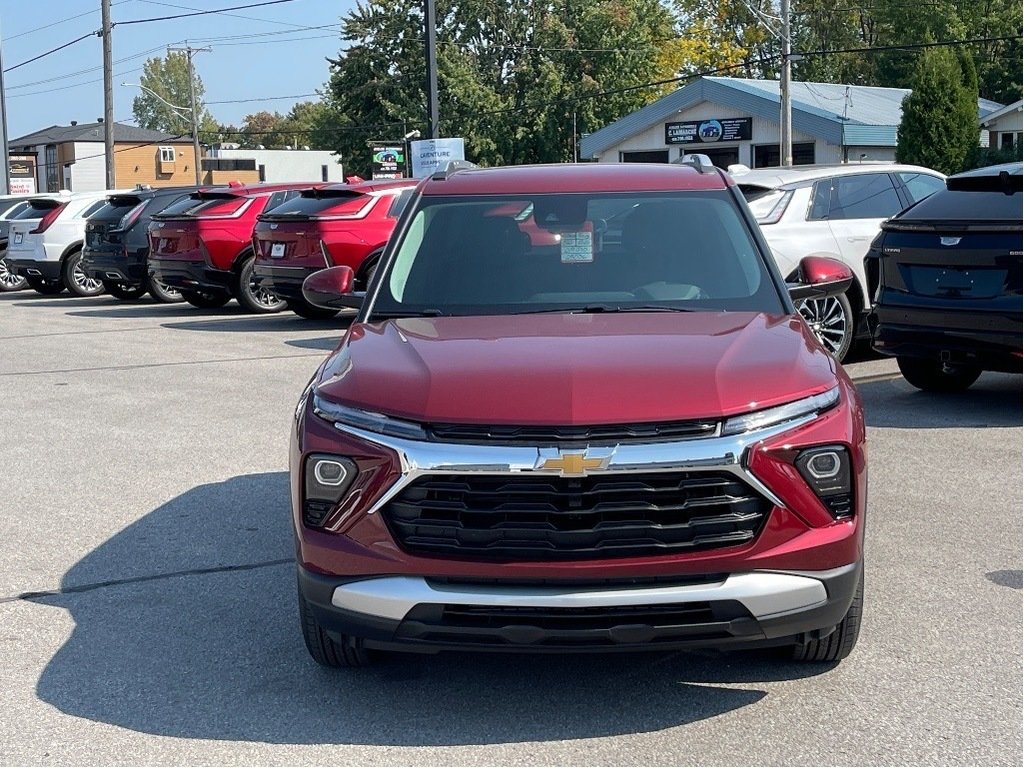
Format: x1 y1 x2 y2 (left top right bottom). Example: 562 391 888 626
291 160 866 667
147 182 318 312
252 179 416 319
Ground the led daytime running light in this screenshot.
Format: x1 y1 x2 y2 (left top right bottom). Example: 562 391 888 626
313 392 427 440
722 386 840 436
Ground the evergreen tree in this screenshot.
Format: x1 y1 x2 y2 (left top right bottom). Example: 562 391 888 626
895 46 980 174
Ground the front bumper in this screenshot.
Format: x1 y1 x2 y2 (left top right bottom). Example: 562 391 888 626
148 256 232 295
253 262 318 301
299 561 862 653
869 304 1023 373
7 257 61 281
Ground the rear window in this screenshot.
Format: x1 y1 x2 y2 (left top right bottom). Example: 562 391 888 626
12 199 63 219
155 194 246 218
261 191 369 219
88 197 142 222
901 187 1022 222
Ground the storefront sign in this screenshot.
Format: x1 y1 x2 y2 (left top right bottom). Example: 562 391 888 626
8 157 36 194
370 143 405 180
410 138 465 179
665 118 752 145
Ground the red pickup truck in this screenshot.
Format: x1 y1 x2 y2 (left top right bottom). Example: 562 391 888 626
252 179 416 319
291 160 866 668
147 182 318 312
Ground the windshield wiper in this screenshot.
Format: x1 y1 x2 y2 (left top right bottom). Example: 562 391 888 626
371 308 445 318
514 304 695 315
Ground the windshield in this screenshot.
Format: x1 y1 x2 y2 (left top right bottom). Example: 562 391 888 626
369 191 783 318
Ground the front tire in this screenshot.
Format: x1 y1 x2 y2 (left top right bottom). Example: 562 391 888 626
234 255 286 314
0 258 27 292
104 280 147 300
897 356 981 392
791 570 863 663
298 586 375 668
26 275 65 295
62 251 105 297
181 289 230 309
799 292 854 362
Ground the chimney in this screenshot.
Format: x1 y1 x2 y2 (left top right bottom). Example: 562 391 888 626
70 121 77 126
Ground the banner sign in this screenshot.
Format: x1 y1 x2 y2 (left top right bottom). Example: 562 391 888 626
370 144 405 180
410 138 465 179
665 118 752 145
8 157 36 194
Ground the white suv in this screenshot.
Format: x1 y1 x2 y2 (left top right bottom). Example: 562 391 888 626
6 189 129 296
733 163 945 360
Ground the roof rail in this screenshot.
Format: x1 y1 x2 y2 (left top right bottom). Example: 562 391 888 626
674 153 717 174
431 159 479 181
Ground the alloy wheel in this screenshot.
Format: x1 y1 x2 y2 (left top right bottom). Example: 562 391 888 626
799 295 849 358
72 260 104 294
248 271 286 311
0 258 27 291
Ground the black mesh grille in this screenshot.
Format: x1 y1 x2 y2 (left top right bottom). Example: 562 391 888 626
426 420 719 444
382 471 772 561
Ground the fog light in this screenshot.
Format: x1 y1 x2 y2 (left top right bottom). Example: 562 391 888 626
796 446 852 518
314 459 349 486
303 454 357 527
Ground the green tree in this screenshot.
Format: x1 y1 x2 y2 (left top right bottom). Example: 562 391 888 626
320 0 681 176
895 46 979 174
132 53 214 138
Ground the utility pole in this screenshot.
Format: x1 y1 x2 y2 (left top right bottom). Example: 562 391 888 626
424 0 439 139
0 18 10 195
780 0 793 166
167 42 210 185
102 0 115 188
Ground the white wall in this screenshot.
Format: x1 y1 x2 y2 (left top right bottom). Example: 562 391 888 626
593 99 855 167
209 148 344 183
70 142 106 193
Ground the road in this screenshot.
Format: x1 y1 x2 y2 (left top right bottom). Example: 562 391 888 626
0 290 1020 766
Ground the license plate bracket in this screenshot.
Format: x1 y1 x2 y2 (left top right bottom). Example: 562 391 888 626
271 242 286 258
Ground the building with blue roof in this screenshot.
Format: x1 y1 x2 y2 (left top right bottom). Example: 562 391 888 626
579 76 1004 168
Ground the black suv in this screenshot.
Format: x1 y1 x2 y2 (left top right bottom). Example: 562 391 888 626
866 163 1022 391
81 185 198 302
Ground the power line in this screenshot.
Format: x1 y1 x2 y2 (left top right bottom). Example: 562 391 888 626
134 0 333 30
4 0 130 41
116 0 302 25
3 32 99 74
207 93 320 105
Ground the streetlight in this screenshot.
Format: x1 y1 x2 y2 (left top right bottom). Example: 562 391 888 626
122 82 200 184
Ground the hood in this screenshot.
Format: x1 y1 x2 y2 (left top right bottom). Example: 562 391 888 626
315 312 837 425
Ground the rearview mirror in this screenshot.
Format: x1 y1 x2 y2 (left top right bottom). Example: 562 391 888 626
302 266 363 310
788 255 853 301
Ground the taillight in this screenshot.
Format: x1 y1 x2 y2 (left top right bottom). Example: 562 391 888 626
30 202 68 234
118 200 149 231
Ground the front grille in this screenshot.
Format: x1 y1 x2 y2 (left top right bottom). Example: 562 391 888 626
382 471 772 561
426 420 719 444
395 599 755 647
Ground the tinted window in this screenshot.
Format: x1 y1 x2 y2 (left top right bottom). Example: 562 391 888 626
900 188 1022 222
156 194 245 217
898 172 945 203
12 199 62 219
373 192 783 318
262 192 369 218
0 201 29 220
80 200 109 219
387 189 414 218
147 194 192 217
827 173 902 220
88 197 142 222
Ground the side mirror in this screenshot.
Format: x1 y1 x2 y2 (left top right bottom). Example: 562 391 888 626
302 265 363 310
788 255 853 301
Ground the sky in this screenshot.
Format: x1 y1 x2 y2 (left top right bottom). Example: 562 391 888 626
0 0 359 140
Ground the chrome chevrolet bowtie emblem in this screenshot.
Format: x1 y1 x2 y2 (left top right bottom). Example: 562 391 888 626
940 236 961 246
536 447 614 476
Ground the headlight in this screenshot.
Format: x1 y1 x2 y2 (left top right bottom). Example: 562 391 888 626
312 391 427 440
721 386 840 436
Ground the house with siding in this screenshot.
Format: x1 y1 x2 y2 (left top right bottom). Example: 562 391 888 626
580 77 1004 169
8 121 197 193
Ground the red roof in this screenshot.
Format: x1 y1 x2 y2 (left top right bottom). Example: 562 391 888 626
420 163 731 196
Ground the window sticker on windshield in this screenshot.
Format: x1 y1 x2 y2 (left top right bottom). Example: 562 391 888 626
560 231 594 264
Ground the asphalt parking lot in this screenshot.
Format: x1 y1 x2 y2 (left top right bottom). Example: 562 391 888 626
0 290 1021 766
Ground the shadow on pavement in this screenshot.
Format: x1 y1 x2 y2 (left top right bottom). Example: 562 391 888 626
285 336 344 351
64 304 248 319
29 472 832 746
162 315 352 334
858 372 1022 429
